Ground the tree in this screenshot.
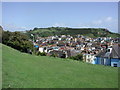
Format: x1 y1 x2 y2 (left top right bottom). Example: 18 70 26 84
69 54 83 61
50 53 58 57
0 26 3 43
2 31 34 53
36 51 46 56
33 27 38 30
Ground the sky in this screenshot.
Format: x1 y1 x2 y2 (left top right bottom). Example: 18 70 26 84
2 2 118 33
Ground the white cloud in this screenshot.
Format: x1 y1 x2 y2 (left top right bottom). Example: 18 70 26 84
2 24 29 31
52 23 67 27
105 17 113 22
77 16 118 33
92 16 114 25
92 20 103 24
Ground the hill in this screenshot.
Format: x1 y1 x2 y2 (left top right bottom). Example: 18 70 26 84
0 26 3 43
26 27 120 38
2 44 118 88
0 43 2 89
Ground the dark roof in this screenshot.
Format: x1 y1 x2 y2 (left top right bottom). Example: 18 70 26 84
91 43 97 47
110 44 120 59
95 50 106 57
104 52 111 58
95 44 120 59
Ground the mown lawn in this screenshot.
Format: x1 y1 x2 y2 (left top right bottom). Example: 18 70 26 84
0 44 2 89
2 44 118 88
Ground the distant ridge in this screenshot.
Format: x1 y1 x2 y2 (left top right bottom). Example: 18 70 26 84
25 27 120 38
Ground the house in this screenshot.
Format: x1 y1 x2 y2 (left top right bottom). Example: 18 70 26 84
110 44 120 67
48 50 66 58
93 44 120 67
83 54 95 64
39 47 44 53
65 49 81 58
57 41 66 46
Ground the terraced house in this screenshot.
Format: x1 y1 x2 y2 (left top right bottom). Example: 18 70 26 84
93 44 120 67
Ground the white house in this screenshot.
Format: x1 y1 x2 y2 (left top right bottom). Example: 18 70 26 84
83 54 95 63
39 47 44 53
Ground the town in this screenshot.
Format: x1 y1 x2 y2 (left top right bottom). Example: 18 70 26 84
1 1 120 88
32 34 120 67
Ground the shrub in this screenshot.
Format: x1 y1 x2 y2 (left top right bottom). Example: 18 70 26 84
50 53 58 57
36 51 46 56
69 54 83 61
40 52 46 56
2 31 34 53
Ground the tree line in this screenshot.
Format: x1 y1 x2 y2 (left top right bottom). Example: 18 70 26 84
27 27 120 38
2 30 33 53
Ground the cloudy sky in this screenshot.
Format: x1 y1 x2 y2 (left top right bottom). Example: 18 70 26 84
2 2 118 33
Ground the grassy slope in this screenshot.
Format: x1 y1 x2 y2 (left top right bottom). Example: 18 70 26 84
2 44 118 88
0 44 2 89
27 28 120 38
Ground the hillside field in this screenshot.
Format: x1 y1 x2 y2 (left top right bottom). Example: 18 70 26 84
2 44 118 88
26 27 120 38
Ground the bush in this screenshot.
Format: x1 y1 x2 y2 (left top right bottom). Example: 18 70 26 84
36 51 46 56
2 31 34 53
0 26 3 43
40 52 46 56
69 54 83 61
50 53 58 57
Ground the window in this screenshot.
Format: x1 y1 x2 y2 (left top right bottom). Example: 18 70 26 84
113 64 117 67
107 49 110 52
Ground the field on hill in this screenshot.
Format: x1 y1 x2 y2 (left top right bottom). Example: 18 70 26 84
26 27 120 38
2 44 118 88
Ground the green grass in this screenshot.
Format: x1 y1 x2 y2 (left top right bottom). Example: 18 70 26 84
27 27 120 38
0 44 2 89
2 44 118 88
